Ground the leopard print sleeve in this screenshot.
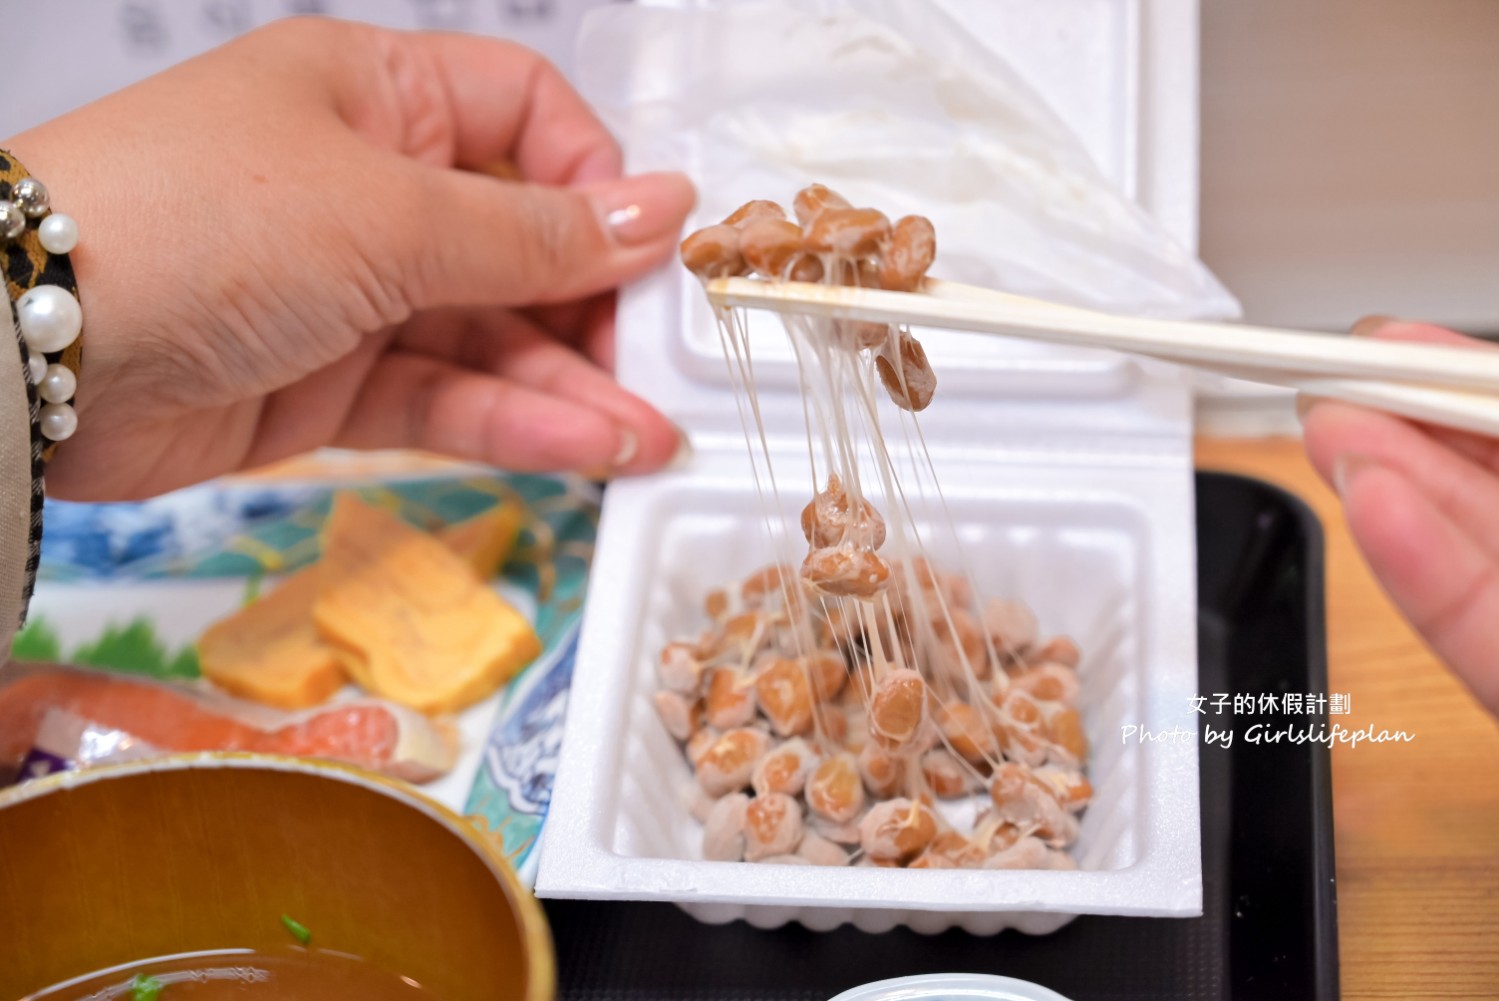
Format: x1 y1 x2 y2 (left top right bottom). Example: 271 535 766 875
1 294 37 648
0 149 84 638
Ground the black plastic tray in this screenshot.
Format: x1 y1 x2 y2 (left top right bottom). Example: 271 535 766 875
544 472 1340 1000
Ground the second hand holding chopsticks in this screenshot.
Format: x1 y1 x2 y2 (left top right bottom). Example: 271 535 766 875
706 276 1499 438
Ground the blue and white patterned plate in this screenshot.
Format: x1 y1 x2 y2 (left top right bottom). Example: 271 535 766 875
16 469 597 886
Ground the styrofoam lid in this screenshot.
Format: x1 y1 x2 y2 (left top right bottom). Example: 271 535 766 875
828 974 1075 1001
577 0 1228 448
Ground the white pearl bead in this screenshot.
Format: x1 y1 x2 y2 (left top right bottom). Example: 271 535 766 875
17 285 82 353
26 352 46 385
39 363 76 404
37 213 78 255
40 402 77 441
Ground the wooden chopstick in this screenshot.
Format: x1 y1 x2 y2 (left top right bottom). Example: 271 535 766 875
1197 366 1499 437
924 280 1499 434
706 277 1499 396
928 280 1499 435
704 275 1499 437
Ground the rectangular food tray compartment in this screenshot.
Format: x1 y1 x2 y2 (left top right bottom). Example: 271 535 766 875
539 452 1201 933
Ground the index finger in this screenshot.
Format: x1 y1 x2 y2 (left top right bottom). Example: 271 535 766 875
398 31 621 184
1337 316 1499 471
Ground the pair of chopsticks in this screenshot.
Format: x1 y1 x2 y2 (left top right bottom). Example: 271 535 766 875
706 277 1499 438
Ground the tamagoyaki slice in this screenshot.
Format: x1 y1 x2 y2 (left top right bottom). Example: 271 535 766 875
313 496 541 714
199 569 345 710
198 500 526 710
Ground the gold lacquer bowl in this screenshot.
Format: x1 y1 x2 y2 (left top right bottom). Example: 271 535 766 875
0 754 554 1000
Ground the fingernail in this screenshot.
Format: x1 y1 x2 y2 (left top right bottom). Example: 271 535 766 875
612 428 639 468
589 427 690 480
591 172 697 247
1349 314 1396 338
1332 453 1376 498
665 427 694 471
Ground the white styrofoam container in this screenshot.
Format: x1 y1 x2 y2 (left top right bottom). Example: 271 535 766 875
538 0 1205 933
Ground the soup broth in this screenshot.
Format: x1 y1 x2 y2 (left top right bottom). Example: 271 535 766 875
26 948 441 1001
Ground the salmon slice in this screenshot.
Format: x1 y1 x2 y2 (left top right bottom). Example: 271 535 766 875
0 665 456 784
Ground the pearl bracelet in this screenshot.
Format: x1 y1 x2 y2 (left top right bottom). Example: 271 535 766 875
2 173 82 442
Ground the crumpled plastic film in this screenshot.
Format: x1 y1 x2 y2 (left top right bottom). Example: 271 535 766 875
577 0 1239 321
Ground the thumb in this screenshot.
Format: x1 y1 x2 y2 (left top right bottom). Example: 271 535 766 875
408 168 696 308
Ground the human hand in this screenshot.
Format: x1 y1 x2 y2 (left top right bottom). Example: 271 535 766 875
1301 317 1499 717
5 17 695 500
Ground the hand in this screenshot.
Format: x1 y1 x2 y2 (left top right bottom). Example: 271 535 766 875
5 17 695 500
1301 317 1499 717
